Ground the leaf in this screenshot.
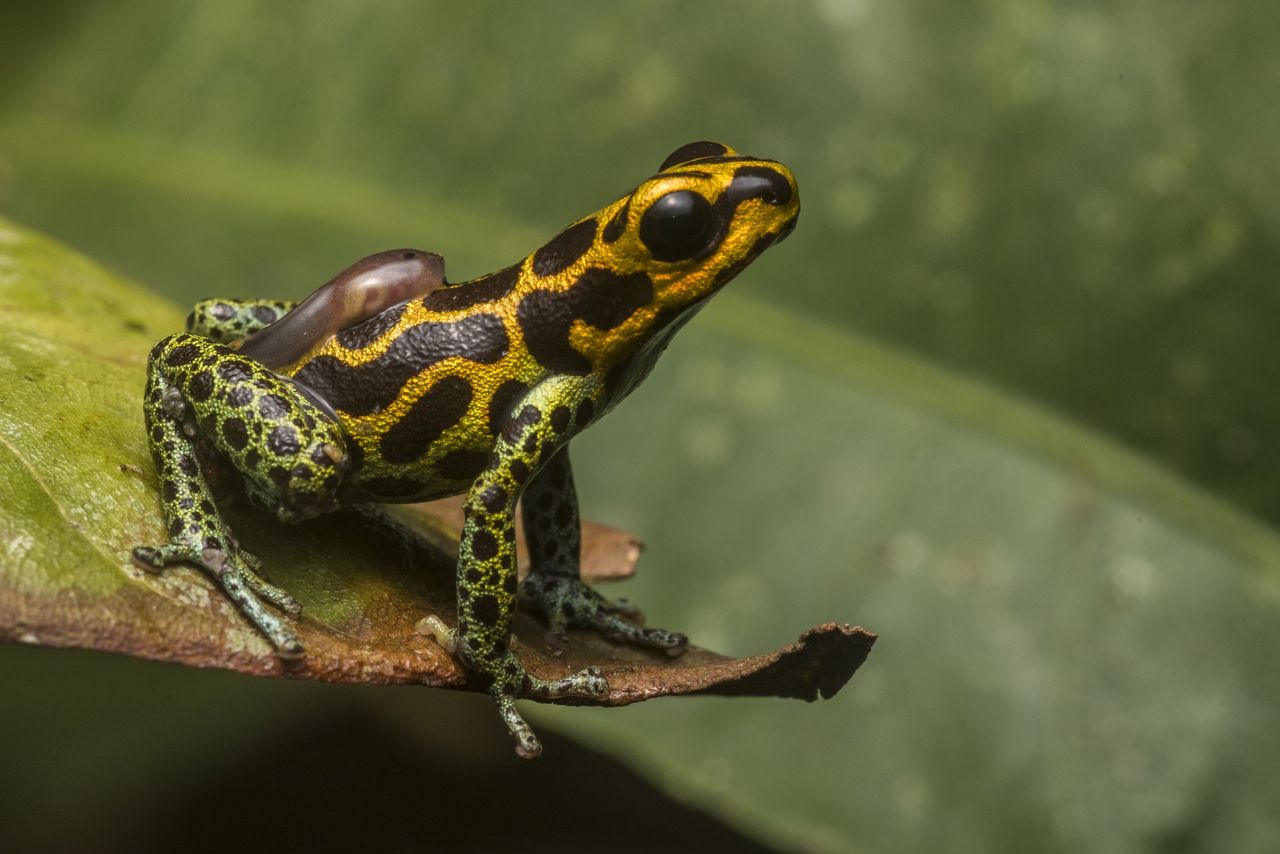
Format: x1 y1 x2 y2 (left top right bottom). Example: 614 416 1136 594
0 218 873 704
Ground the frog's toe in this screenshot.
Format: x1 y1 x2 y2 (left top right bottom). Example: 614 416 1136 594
526 665 610 700
521 574 688 656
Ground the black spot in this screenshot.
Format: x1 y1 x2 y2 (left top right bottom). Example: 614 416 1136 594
162 480 178 501
502 404 542 443
435 449 489 480
504 527 516 543
517 268 652 374
295 314 507 416
532 218 597 278
503 574 518 595
574 398 594 428
218 359 256 384
311 445 338 465
290 463 310 481
465 567 483 584
210 303 235 321
522 433 538 454
508 460 529 483
150 425 164 442
251 305 282 326
267 425 300 457
269 465 291 488
178 455 198 476
227 386 254 408
423 265 520 312
168 519 184 538
336 304 407 350
471 530 500 561
660 140 729 170
245 448 261 468
602 197 630 243
178 497 194 510
188 371 214 402
165 343 200 366
471 594 501 627
379 375 473 464
730 164 792 206
550 406 571 434
204 536 222 550
480 485 508 513
200 500 216 515
487 379 529 435
222 417 249 450
257 394 289 420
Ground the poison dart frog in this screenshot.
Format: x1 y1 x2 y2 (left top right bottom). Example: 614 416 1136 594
133 140 800 757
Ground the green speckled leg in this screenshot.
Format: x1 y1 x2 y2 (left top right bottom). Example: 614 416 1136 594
519 446 688 656
453 381 608 758
132 333 349 656
186 298 297 341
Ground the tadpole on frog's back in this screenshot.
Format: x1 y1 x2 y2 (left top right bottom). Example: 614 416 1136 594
238 249 446 369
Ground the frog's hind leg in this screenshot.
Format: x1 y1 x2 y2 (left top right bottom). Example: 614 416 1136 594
186 299 298 342
519 445 688 657
132 333 349 657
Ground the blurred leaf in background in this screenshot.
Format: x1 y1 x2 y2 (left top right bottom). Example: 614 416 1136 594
1 1 1278 852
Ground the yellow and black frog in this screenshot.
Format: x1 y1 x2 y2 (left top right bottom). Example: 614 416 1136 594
134 140 800 757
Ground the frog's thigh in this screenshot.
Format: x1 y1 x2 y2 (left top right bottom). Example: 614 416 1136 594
133 334 321 655
134 333 348 654
186 298 298 342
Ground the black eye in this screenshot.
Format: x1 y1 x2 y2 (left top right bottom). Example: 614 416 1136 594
639 191 717 262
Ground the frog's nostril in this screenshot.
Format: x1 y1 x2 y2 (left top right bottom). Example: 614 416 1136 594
729 165 793 208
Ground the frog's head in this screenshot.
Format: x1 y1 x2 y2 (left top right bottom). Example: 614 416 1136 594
607 140 800 307
516 141 798 372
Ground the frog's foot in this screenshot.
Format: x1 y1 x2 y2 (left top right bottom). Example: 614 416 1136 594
481 649 609 759
132 542 304 658
520 574 688 657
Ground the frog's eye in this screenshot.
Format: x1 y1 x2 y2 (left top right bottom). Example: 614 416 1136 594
639 190 717 262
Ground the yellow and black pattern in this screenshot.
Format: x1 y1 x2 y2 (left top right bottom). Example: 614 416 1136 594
134 141 800 757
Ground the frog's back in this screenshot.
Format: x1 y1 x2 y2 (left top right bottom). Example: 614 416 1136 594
286 142 799 503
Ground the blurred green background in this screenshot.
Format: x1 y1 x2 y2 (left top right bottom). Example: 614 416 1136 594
2 2 1278 852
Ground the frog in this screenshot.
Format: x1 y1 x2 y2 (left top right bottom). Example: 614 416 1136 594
133 140 800 757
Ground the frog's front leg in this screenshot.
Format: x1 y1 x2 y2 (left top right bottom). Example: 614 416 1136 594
446 382 609 758
132 333 349 656
519 446 687 656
